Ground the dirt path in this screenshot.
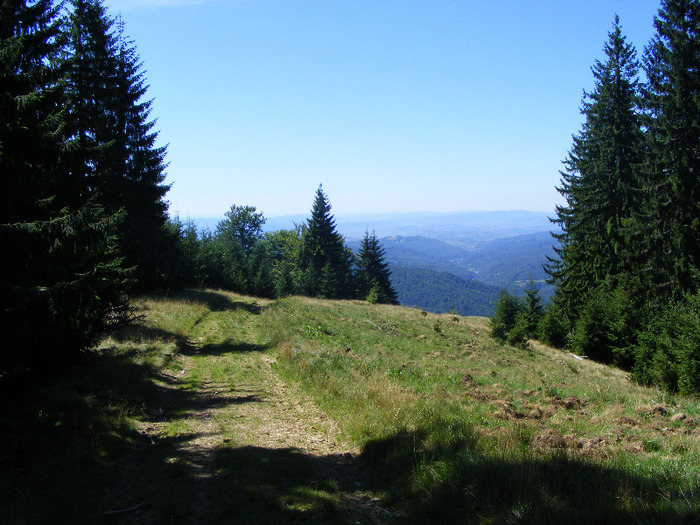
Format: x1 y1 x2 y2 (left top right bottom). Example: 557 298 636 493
137 296 392 523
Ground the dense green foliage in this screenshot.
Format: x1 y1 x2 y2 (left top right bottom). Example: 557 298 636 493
170 186 399 304
0 0 132 374
64 0 177 291
641 0 700 302
544 2 700 393
633 291 700 395
489 285 544 348
391 266 500 317
355 230 399 304
548 15 644 318
0 0 186 375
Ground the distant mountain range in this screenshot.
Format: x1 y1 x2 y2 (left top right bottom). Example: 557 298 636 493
262 209 555 242
190 210 559 317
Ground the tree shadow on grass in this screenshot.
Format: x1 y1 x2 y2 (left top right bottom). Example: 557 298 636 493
6 294 694 524
156 289 266 315
8 338 693 523
207 445 389 524
103 324 199 356
0 325 268 524
196 340 268 356
357 428 700 525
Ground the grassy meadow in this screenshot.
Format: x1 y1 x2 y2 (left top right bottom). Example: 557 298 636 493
1 290 698 523
267 296 700 523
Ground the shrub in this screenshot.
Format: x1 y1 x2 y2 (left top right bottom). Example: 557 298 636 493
506 313 530 349
489 290 533 349
490 290 522 343
633 294 700 395
537 301 569 348
569 286 637 366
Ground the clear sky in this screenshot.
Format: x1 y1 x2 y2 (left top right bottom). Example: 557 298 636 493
103 0 662 219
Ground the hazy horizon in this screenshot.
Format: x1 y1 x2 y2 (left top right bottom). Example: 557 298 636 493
105 0 661 218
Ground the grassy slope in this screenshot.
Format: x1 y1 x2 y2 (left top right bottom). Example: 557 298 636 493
266 296 700 523
1 290 698 524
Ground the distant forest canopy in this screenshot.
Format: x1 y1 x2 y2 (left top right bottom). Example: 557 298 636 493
389 266 501 318
493 3 700 395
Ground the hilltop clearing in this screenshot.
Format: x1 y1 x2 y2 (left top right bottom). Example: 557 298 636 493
1 290 698 523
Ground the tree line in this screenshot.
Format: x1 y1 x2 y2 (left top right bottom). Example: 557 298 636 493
171 185 398 306
1 0 179 375
0 1 397 377
491 0 700 395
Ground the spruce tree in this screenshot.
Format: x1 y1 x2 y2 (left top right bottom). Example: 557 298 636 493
64 0 175 291
640 0 700 303
301 185 353 299
521 281 544 337
356 231 398 304
547 16 644 316
0 0 128 374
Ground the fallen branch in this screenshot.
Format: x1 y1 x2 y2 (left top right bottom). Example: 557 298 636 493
570 353 587 361
104 502 146 516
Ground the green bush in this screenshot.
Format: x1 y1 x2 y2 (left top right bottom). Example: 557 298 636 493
490 288 545 349
506 313 530 349
490 290 522 343
569 286 636 366
633 294 700 395
537 301 569 348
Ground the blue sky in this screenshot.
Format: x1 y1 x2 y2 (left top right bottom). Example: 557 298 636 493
104 0 662 219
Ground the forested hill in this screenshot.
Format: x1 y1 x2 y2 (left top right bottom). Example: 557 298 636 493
346 231 557 315
375 232 557 288
389 266 501 317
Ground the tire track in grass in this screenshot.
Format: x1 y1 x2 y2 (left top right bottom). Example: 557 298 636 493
149 292 390 523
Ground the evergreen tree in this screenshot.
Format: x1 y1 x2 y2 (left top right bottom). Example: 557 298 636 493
547 16 644 316
489 290 524 345
300 185 353 299
520 281 544 337
249 243 276 298
198 229 235 289
356 231 398 304
64 0 175 291
170 217 204 287
640 0 700 303
0 0 128 374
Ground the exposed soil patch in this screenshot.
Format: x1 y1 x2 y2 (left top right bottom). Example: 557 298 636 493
553 395 586 411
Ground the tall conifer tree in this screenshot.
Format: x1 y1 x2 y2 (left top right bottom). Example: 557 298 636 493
641 0 700 303
0 0 128 373
547 16 644 316
301 185 353 299
356 231 398 304
64 0 175 291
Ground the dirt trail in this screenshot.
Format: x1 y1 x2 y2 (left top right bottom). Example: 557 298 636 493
138 296 391 523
